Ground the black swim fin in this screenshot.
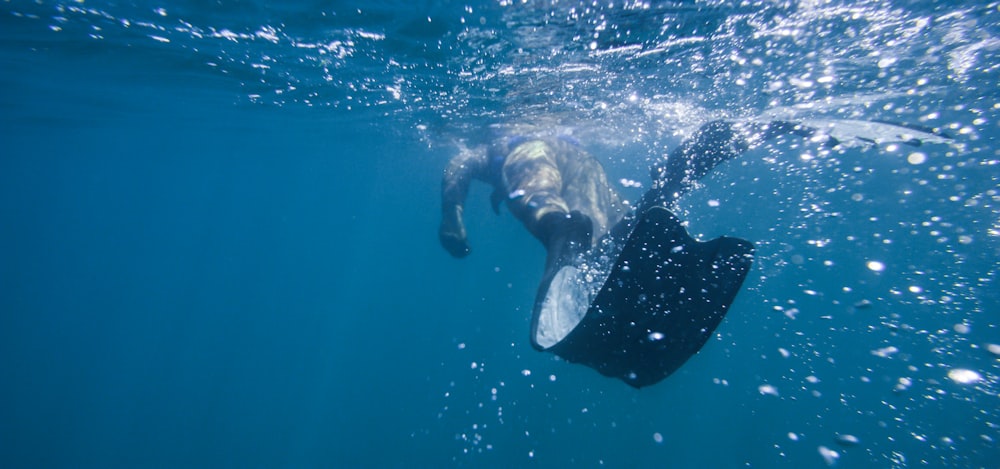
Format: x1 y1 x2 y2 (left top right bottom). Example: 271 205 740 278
531 207 754 388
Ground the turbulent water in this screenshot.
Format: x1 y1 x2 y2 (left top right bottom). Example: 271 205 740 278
1 0 998 467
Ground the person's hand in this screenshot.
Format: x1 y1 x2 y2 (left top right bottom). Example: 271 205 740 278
439 211 471 258
440 230 471 258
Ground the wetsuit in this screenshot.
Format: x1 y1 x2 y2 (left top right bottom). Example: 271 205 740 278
440 121 817 266
440 136 625 271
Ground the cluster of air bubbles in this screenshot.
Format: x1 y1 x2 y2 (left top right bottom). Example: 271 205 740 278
5 1 999 468
444 340 574 460
13 0 996 142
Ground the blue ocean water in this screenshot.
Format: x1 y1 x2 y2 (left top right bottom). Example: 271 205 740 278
1 0 998 467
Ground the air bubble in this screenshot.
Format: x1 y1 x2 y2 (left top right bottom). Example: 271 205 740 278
866 260 885 272
947 368 981 384
818 446 840 466
872 346 898 357
907 152 927 165
758 384 779 396
835 434 860 446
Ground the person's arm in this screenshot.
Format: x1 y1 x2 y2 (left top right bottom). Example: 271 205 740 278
440 149 489 258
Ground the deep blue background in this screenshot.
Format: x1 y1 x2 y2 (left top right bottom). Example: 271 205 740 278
2 1 998 467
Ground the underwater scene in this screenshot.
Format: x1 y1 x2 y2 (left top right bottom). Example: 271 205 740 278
1 0 998 467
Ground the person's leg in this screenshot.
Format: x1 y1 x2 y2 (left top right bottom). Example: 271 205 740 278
555 141 625 244
503 140 592 273
640 120 813 210
503 140 573 241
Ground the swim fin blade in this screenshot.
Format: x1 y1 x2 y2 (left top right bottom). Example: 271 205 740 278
531 206 755 388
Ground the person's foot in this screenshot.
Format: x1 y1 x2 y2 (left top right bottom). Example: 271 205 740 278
538 211 593 277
